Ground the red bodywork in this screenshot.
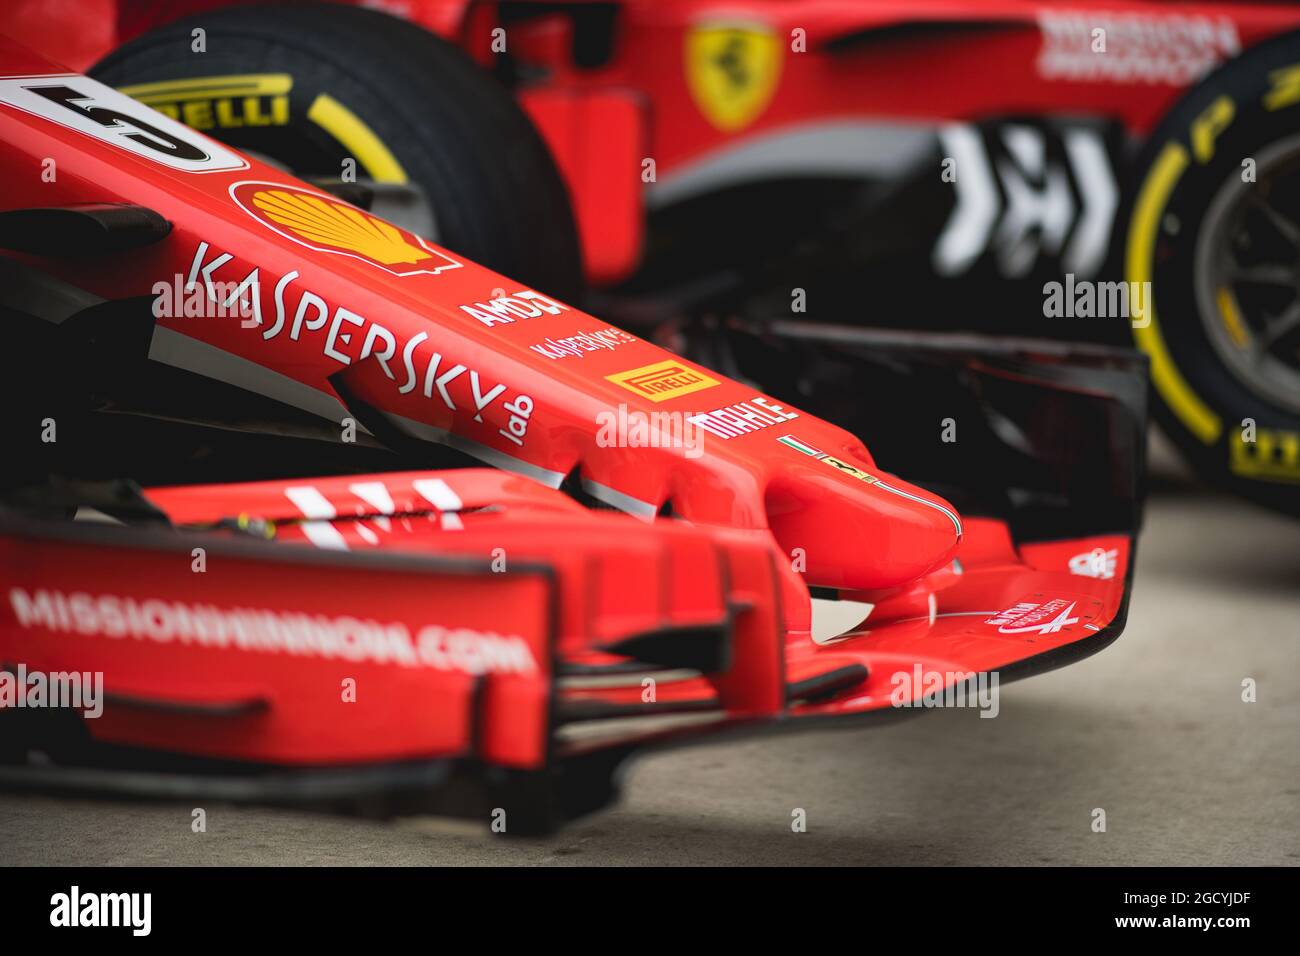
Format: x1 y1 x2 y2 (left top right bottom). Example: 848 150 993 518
0 40 1135 819
9 0 1300 283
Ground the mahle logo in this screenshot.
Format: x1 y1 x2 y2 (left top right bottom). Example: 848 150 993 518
229 181 461 276
606 360 720 403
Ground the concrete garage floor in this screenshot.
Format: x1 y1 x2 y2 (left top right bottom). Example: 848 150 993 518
2 438 1297 866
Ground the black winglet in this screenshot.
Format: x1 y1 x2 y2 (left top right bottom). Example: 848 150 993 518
0 204 171 256
599 624 731 674
786 664 870 704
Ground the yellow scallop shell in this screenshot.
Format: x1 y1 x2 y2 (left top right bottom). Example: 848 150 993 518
250 189 431 265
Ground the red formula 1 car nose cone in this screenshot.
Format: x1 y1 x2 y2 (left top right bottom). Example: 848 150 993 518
765 435 961 591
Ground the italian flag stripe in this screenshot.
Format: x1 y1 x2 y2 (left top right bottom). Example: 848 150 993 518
778 435 822 457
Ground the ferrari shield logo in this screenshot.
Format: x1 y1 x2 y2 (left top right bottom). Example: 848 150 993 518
685 23 782 131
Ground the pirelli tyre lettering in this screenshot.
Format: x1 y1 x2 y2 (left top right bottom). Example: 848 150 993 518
91 3 583 301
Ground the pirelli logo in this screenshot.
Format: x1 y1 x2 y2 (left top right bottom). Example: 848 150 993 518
606 360 720 403
118 74 292 130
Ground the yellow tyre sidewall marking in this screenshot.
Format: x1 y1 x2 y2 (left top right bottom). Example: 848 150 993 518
1126 141 1223 445
1214 286 1250 348
1232 427 1300 481
119 73 292 130
119 73 291 99
306 93 407 184
1264 64 1300 111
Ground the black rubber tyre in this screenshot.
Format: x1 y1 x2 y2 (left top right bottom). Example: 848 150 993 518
1125 30 1300 516
92 3 584 301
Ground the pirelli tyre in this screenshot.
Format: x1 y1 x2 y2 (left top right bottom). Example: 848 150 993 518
91 4 583 302
1126 30 1300 515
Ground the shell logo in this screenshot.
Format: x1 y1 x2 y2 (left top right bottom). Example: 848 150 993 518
229 181 460 277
